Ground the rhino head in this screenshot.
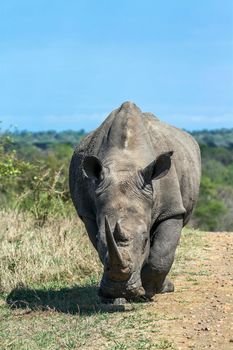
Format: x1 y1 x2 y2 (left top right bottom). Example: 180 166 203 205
82 150 173 301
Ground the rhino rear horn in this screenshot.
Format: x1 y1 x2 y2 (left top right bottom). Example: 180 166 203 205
113 222 127 242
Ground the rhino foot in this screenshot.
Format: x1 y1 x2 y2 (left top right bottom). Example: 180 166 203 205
144 278 174 299
100 297 127 305
157 279 174 294
130 295 154 303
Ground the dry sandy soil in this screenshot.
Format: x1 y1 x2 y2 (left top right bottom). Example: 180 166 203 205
147 232 233 349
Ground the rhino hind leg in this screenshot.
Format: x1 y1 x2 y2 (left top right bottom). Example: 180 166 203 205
141 215 183 299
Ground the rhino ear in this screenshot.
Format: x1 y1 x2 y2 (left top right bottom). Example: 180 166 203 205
82 155 103 180
142 151 173 183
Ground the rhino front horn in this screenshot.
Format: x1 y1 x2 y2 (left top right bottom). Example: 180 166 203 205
105 217 127 268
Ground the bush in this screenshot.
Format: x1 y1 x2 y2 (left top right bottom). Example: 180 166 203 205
0 129 74 225
2 127 233 231
193 176 227 231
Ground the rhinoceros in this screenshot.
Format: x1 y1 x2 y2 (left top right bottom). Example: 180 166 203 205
69 101 201 303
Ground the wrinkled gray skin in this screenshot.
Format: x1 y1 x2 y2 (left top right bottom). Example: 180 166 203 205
69 102 201 303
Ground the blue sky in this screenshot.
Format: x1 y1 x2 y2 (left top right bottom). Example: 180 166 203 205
0 0 233 131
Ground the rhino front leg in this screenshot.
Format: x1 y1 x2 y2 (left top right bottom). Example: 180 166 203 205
141 215 183 299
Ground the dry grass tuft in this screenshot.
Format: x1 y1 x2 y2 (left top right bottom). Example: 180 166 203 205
0 211 102 293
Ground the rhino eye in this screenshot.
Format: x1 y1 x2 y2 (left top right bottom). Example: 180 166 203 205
95 176 111 196
137 172 153 196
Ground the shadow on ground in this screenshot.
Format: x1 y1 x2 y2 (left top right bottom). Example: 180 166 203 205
6 285 129 314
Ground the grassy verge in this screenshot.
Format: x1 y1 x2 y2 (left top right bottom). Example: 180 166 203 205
0 211 204 350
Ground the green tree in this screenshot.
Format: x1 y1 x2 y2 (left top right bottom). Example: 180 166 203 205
0 131 32 197
0 128 73 223
194 176 227 231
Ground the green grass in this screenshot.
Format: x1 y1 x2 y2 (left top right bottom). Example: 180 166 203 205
0 211 204 350
0 303 178 350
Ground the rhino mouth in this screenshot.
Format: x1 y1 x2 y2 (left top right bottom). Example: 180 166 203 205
99 275 145 301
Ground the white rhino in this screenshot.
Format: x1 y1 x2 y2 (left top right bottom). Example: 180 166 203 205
69 102 201 303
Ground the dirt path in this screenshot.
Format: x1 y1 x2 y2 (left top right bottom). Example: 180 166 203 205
148 232 233 349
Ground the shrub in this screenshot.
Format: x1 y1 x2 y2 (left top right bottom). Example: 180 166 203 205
193 176 227 231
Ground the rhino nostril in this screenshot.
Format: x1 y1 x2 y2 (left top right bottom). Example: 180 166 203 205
120 266 131 274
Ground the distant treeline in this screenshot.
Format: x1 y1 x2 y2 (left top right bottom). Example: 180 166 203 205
7 127 233 150
191 128 233 149
8 129 86 149
1 127 233 231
